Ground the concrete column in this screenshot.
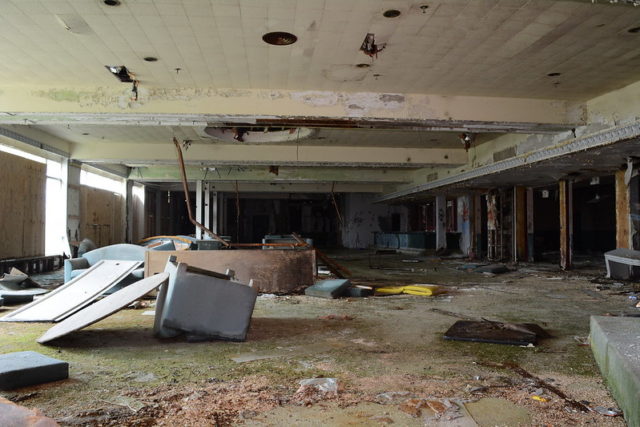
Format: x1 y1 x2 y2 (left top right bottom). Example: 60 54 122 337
126 180 134 243
615 169 631 249
559 180 573 270
195 180 202 240
435 195 446 252
514 186 526 263
211 191 218 233
526 187 535 262
458 195 472 256
203 181 211 238
473 194 482 259
66 164 81 246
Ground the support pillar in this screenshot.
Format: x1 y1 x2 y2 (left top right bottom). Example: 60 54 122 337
473 194 482 259
615 170 631 249
211 191 218 233
126 180 134 243
203 181 211 238
526 187 535 262
458 195 472 256
514 186 526 263
559 180 573 270
195 180 203 240
435 195 446 252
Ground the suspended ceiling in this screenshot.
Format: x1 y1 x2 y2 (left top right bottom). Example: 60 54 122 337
0 0 638 100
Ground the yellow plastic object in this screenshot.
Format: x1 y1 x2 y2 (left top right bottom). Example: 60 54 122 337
531 395 548 402
375 284 445 296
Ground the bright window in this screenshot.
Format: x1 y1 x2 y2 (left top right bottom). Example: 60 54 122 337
80 169 125 195
45 160 67 256
0 143 45 163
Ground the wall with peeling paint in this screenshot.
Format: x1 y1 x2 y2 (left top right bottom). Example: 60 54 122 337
341 193 408 249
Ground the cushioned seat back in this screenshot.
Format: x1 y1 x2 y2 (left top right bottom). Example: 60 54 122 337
82 244 146 266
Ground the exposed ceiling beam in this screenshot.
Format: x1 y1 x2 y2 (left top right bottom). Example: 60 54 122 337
72 142 467 168
0 87 578 134
128 165 413 184
376 121 640 202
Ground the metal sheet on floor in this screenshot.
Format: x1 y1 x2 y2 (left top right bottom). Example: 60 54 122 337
38 272 169 343
0 260 141 323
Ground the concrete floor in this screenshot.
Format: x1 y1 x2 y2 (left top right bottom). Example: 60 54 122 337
0 251 635 426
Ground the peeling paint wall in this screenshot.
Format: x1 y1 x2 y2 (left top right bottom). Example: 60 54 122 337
66 164 81 247
341 193 408 249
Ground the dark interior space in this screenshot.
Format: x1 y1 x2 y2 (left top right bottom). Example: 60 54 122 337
144 189 194 237
572 176 616 255
533 185 560 261
225 194 340 247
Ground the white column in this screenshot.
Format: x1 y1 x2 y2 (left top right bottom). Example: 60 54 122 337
203 181 211 239
211 191 218 233
195 180 203 240
435 195 446 252
458 195 471 256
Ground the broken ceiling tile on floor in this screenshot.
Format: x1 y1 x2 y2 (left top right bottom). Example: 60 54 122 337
304 279 351 299
37 273 169 344
0 351 68 390
1 260 141 323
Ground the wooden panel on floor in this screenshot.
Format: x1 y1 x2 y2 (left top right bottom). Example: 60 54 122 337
0 151 45 259
145 249 316 293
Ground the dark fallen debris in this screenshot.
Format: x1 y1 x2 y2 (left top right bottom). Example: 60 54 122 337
479 362 593 413
444 320 550 346
475 264 510 274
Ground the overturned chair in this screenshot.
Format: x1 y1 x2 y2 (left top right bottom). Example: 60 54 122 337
155 257 257 341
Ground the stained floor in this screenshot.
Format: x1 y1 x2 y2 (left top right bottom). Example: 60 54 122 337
0 251 635 426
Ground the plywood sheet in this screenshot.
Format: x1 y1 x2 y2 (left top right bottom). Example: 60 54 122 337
145 250 315 293
1 260 141 322
0 151 45 259
80 186 125 247
38 272 169 343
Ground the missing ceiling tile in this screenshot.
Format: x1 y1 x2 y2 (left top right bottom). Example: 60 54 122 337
105 65 134 82
360 33 385 58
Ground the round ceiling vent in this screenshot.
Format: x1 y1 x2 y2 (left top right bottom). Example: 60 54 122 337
204 126 315 143
262 32 298 46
